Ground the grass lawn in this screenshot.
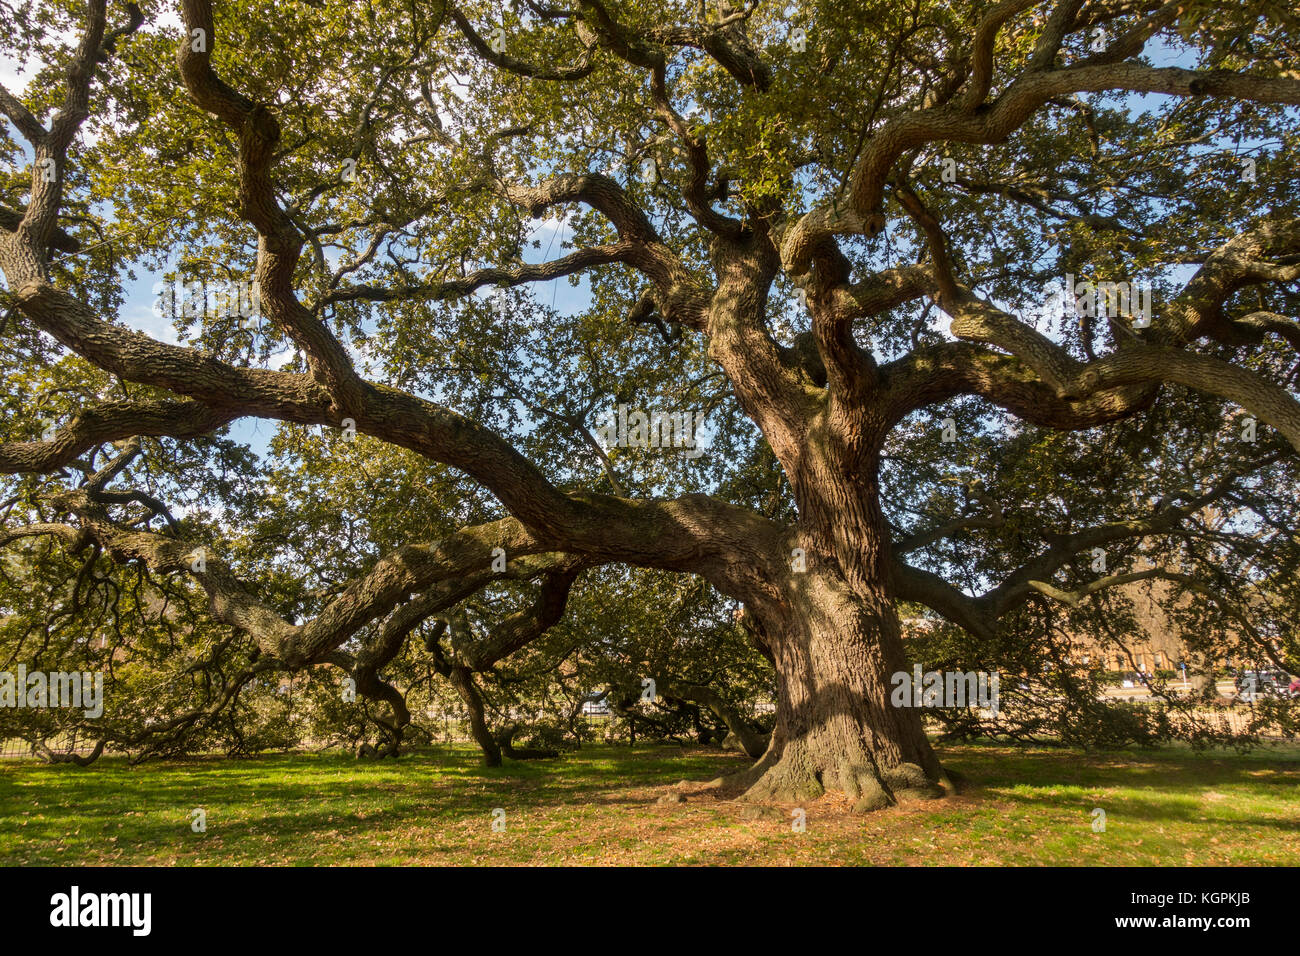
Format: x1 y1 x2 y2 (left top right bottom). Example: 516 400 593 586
1 741 1297 865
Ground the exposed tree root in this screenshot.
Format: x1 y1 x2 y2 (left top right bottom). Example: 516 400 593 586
712 738 950 813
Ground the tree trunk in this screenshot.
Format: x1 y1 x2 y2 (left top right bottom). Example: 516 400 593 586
495 724 560 760
724 572 952 812
448 666 501 766
662 680 769 758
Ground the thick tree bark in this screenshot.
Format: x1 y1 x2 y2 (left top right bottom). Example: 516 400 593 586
725 571 950 811
703 372 952 810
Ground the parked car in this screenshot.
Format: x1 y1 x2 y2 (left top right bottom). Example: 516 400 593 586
1234 670 1296 703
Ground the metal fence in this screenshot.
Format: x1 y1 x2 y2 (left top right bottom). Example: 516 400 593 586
3 699 1292 762
0 732 103 761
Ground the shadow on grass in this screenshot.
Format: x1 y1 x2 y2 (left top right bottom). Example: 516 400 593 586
938 743 1300 828
2 745 746 813
2 745 755 863
7 742 1296 865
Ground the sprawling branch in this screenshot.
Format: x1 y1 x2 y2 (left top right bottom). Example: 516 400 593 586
878 198 1300 453
432 563 584 672
0 399 235 474
35 487 557 668
657 678 768 758
176 0 365 412
316 242 641 311
502 173 712 329
0 0 140 267
894 482 1005 554
880 340 1157 433
449 7 598 81
782 36 1300 276
957 0 1041 112
894 452 1279 634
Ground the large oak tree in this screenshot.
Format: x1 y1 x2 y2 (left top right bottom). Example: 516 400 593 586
2 0 1298 806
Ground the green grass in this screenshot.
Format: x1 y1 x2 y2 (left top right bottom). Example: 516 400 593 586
1 741 1297 865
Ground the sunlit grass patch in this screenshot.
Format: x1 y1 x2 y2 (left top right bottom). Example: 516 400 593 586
1 741 1296 866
